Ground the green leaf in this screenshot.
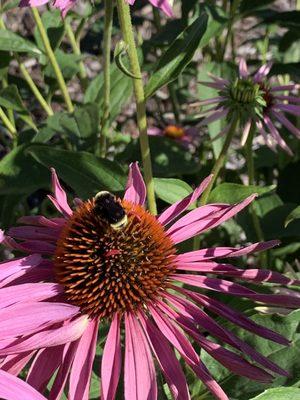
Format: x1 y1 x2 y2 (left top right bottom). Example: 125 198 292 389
285 205 300 227
0 85 28 112
0 51 11 80
0 29 41 55
27 145 126 199
209 183 275 204
0 145 49 195
249 387 300 400
145 14 208 98
154 178 193 206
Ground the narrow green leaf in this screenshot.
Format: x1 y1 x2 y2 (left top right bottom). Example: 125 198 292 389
0 85 27 112
145 14 208 98
0 29 41 55
27 145 126 199
285 205 300 227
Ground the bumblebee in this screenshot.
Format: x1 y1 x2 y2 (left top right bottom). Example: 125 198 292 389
94 191 128 231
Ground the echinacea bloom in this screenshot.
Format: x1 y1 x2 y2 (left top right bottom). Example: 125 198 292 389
198 59 300 154
148 124 199 150
0 165 300 400
20 0 173 17
19 0 76 17
127 0 173 16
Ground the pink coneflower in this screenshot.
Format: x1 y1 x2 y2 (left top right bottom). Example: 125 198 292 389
148 124 199 150
198 59 300 154
20 0 173 17
0 165 299 400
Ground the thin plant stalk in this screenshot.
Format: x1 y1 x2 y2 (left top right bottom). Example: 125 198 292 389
193 115 239 251
0 106 17 139
245 123 267 266
116 0 157 215
64 20 87 87
17 57 54 117
31 7 74 113
99 0 114 157
200 115 239 205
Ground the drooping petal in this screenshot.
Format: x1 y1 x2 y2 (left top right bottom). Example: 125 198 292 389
254 62 273 82
27 346 65 392
0 283 62 309
8 226 60 241
270 109 300 139
138 311 190 400
158 175 213 226
19 0 49 7
0 302 80 340
264 115 293 155
0 315 88 356
124 162 146 206
0 254 42 287
1 351 35 376
239 59 249 78
101 314 122 400
198 108 229 127
0 369 47 400
124 313 157 400
149 0 173 16
69 318 99 400
148 305 229 400
176 240 279 262
48 168 72 218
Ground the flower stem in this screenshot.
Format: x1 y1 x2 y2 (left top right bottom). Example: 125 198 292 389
116 0 157 215
0 106 17 139
64 20 87 87
17 56 54 117
99 0 114 157
245 123 267 266
31 7 74 113
200 115 239 205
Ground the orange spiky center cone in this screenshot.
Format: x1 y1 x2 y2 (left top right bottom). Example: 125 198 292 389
54 199 176 319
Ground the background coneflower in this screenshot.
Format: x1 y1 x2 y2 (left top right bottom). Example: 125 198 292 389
0 165 299 399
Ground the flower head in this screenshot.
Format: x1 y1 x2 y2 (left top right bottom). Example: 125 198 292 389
0 165 299 400
198 59 300 154
127 0 173 17
148 123 200 150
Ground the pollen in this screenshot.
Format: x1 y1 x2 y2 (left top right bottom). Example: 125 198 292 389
164 125 185 139
54 199 176 319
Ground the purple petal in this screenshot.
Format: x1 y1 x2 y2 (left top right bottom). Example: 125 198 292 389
19 0 49 6
69 318 99 400
271 109 300 139
275 103 300 117
27 346 65 392
149 0 173 17
0 283 62 309
124 162 146 206
125 313 157 400
198 108 229 127
0 302 79 340
8 226 60 241
0 315 88 356
0 254 42 287
271 85 298 92
176 240 280 262
239 59 249 78
48 168 72 217
181 288 289 345
275 95 300 103
264 115 293 155
18 215 65 228
1 351 34 376
158 175 213 226
254 62 273 82
138 311 191 400
0 370 47 400
148 304 229 400
101 314 122 400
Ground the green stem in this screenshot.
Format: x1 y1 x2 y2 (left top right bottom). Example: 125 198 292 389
168 83 181 124
99 0 114 157
0 106 17 138
245 123 267 266
64 20 87 87
200 115 239 206
17 56 54 116
31 7 74 113
116 0 157 215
